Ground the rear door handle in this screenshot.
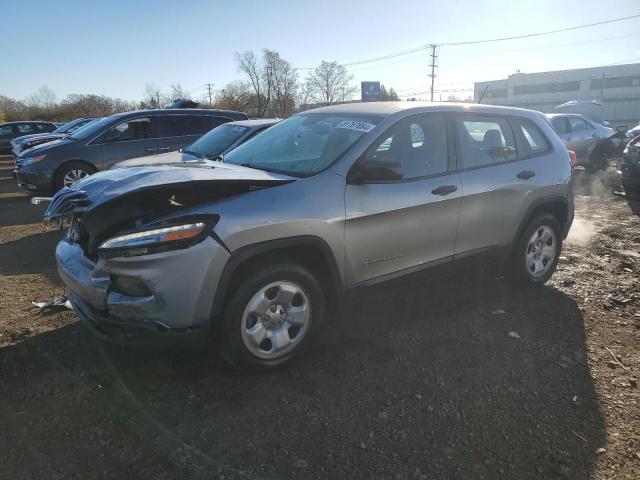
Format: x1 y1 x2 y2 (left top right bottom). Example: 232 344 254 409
145 148 158 153
158 146 171 152
517 170 536 180
431 184 458 196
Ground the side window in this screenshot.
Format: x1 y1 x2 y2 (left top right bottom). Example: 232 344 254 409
519 120 551 155
104 118 151 143
568 117 588 132
17 124 35 134
454 116 517 168
160 115 214 137
0 125 13 138
36 124 50 132
365 115 448 180
551 117 569 134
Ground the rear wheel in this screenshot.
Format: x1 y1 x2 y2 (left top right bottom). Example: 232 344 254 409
219 263 324 371
510 214 562 286
53 161 96 191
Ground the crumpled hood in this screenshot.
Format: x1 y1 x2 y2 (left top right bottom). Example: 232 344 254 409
110 150 208 169
44 163 295 221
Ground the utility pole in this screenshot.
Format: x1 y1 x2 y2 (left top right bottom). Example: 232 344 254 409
206 83 214 107
428 44 438 102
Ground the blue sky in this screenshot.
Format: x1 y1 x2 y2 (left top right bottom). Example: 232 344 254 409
2 0 640 102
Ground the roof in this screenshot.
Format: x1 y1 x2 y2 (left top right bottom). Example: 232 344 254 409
303 101 542 118
1 120 56 125
229 118 280 127
120 108 247 117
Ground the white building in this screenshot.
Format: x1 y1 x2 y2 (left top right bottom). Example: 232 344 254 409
474 63 640 125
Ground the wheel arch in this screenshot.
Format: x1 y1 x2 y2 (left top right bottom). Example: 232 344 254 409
52 159 97 188
511 195 571 254
210 236 344 321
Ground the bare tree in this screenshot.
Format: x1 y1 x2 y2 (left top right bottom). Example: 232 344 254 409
305 61 357 105
143 83 163 108
262 49 298 117
169 83 189 101
235 51 267 117
25 86 57 109
214 81 252 112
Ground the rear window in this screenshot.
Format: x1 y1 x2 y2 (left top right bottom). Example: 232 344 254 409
519 120 551 155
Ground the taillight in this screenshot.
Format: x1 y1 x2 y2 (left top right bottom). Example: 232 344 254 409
568 150 577 167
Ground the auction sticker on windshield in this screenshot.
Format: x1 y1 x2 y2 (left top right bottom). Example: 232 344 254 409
336 120 376 133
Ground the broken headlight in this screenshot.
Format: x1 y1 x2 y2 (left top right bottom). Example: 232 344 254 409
99 221 210 258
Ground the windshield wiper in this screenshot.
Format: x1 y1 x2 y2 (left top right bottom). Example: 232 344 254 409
205 153 224 161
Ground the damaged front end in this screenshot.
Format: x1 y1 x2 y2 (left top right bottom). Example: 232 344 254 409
46 164 293 345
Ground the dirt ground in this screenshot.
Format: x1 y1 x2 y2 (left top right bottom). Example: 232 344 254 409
0 155 638 480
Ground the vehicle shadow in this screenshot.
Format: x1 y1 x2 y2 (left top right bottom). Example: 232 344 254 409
0 274 605 480
0 228 64 282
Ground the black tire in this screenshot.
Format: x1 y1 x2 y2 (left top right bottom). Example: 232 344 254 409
509 214 563 286
219 263 325 372
53 161 96 191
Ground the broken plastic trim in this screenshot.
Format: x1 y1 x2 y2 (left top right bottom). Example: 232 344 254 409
98 215 219 259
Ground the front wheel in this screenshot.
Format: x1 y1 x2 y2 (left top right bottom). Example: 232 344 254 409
219 264 325 371
510 214 562 286
53 161 96 191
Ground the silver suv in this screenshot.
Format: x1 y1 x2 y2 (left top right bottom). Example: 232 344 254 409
46 102 574 370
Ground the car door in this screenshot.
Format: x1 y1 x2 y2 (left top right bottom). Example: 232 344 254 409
550 116 570 145
97 117 157 169
454 114 547 264
345 114 462 286
566 116 591 160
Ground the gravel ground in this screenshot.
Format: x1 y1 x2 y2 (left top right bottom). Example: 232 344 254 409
0 155 638 480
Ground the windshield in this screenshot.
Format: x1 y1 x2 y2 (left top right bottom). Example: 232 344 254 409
54 118 89 134
224 113 380 176
69 115 123 140
185 124 249 158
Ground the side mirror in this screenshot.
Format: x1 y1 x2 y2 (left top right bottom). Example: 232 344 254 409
349 159 403 184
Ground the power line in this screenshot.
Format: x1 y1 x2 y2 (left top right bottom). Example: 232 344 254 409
439 13 640 46
318 13 640 70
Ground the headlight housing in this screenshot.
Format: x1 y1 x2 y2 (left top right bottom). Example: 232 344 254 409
20 154 47 166
98 220 214 258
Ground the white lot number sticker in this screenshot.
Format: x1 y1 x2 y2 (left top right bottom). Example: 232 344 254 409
336 120 376 133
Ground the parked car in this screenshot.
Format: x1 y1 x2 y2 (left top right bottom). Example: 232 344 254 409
14 108 248 192
0 121 57 155
45 102 573 371
624 122 640 142
112 119 280 168
546 113 618 172
619 135 640 197
11 117 99 156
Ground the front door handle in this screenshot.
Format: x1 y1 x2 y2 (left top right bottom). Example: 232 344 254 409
158 146 171 152
145 148 158 153
517 170 536 180
431 184 458 196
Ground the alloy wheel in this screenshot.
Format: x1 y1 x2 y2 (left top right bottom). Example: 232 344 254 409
525 225 557 278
